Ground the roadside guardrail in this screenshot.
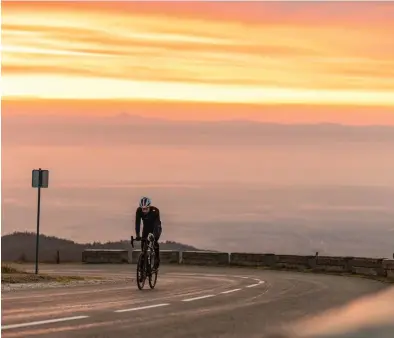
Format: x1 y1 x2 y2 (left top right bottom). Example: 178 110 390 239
81 249 394 281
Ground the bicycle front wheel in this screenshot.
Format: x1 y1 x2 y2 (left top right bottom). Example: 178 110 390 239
136 253 146 290
148 251 158 289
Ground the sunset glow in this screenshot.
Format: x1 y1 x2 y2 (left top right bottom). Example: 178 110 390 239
3 1 394 262
2 1 394 122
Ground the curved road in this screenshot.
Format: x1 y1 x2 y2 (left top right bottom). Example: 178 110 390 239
1 265 390 338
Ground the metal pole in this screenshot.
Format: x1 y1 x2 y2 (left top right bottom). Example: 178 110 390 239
35 170 42 275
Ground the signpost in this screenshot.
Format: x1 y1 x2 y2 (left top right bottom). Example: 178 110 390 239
32 168 49 274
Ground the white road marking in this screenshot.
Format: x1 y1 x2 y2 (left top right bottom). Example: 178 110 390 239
220 288 241 294
3 286 132 301
182 294 215 302
201 274 233 278
40 269 104 273
115 303 170 313
258 280 265 284
1 315 89 330
246 283 260 288
165 273 200 276
177 291 205 298
168 273 233 279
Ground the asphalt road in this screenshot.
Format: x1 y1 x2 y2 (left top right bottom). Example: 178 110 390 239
1 265 391 338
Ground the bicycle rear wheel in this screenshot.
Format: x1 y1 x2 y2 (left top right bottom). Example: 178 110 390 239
148 251 158 289
136 253 146 290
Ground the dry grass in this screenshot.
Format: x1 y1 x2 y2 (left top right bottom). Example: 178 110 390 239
1 263 87 284
1 264 21 274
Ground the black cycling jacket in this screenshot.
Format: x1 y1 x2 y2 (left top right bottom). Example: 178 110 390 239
135 206 162 236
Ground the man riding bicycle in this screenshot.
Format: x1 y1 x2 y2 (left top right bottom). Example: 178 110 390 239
135 197 162 270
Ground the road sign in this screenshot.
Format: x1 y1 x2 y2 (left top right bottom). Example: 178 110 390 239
32 169 49 188
31 168 49 274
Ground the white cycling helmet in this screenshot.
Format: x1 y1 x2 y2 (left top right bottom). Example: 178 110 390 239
139 196 151 208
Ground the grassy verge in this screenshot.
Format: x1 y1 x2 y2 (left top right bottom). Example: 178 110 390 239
1 264 93 284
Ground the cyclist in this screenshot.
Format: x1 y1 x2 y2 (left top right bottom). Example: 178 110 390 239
135 197 162 270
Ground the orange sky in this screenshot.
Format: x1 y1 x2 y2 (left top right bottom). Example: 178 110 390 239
2 1 394 124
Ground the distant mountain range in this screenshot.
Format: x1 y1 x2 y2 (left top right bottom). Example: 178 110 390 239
1 232 203 263
4 113 394 148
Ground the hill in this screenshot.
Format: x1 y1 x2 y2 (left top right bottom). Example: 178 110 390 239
1 232 203 263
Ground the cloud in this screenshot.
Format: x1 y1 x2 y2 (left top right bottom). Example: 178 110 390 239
2 1 394 105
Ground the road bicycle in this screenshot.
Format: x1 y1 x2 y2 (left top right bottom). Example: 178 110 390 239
131 233 158 290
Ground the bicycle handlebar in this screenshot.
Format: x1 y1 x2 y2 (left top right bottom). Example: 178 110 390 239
130 236 141 248
130 235 156 248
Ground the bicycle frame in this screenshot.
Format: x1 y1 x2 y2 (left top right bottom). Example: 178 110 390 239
131 234 156 274
143 234 156 255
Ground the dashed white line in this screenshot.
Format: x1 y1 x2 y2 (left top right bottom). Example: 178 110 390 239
201 274 228 277
1 315 90 330
246 283 260 288
220 288 241 294
182 294 215 302
3 272 266 329
115 303 170 313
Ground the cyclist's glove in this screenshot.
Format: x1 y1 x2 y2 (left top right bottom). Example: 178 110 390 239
136 234 141 241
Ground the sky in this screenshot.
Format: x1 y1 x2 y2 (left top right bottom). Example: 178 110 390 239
2 1 394 252
2 1 394 123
